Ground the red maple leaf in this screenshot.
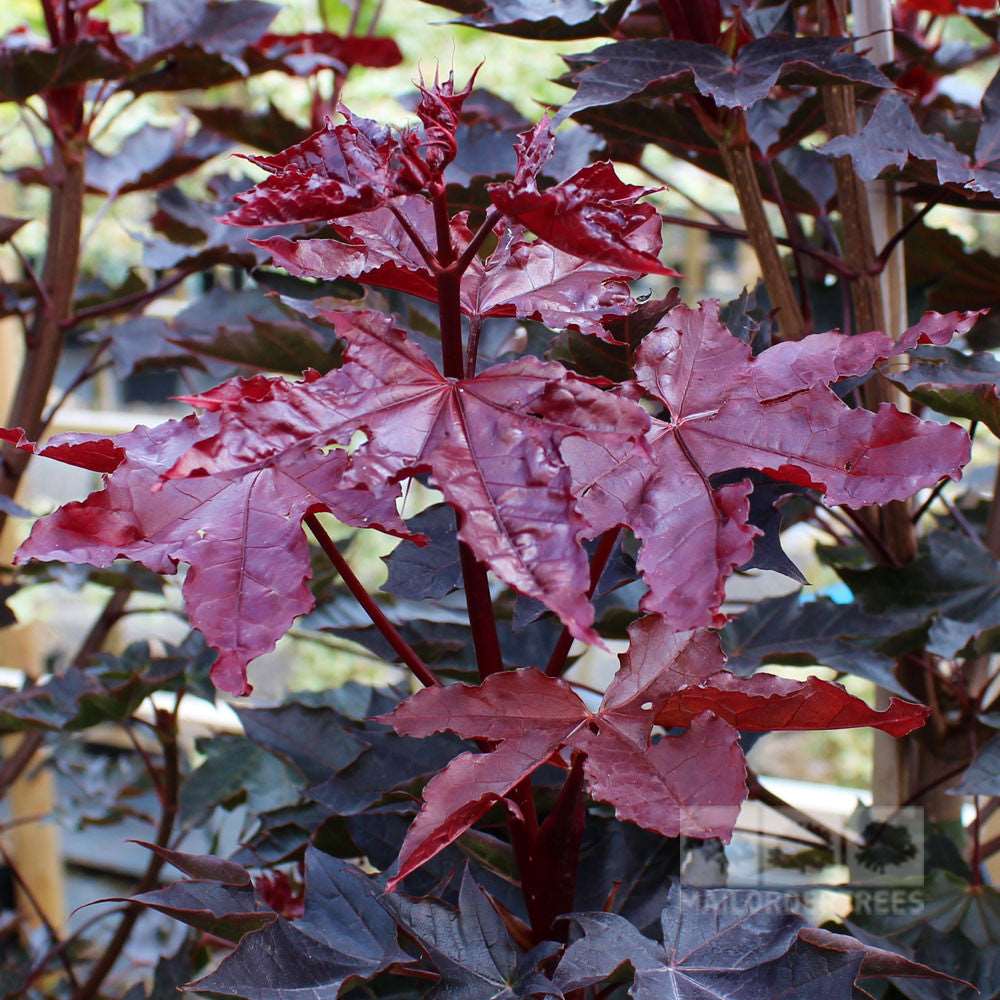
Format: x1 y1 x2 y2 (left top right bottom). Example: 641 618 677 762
564 302 975 631
8 410 405 696
9 311 648 694
488 120 679 277
229 106 676 283
379 614 927 888
168 310 649 646
256 195 644 339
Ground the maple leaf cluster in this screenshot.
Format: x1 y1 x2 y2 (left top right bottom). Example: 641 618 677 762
1 71 974 883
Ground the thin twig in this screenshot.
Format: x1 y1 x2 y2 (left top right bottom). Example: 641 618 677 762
305 515 440 688
761 156 813 332
0 844 80 989
747 772 861 852
123 721 163 798
346 0 365 35
940 493 986 550
9 240 48 312
366 0 387 33
911 478 950 525
0 585 134 798
453 208 502 276
72 703 181 1000
40 356 112 433
638 161 730 227
24 906 126 991
877 200 937 268
389 205 438 271
839 506 902 567
63 271 189 329
657 213 854 277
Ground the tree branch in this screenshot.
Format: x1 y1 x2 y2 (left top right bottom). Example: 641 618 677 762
72 705 181 1000
0 844 79 990
62 270 188 330
717 129 807 340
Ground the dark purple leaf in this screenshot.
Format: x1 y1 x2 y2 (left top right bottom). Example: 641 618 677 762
192 101 310 154
422 0 631 40
191 847 409 998
885 343 1000 438
391 869 558 998
722 593 914 697
949 734 1000 796
382 504 463 601
820 92 972 184
236 701 369 784
559 35 891 117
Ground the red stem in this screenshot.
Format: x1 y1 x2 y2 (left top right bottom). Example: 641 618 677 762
546 528 620 677
430 186 505 679
305 514 440 688
454 207 502 275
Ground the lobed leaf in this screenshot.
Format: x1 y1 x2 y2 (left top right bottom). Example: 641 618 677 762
390 869 558 998
258 193 645 340
378 614 925 887
564 302 972 631
9 407 405 696
559 35 891 118
191 847 410 998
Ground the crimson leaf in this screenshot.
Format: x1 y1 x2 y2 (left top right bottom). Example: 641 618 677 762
378 623 744 886
7 407 406 696
222 111 404 227
564 302 972 630
257 194 646 339
192 101 309 154
253 31 403 74
488 121 677 277
8 310 648 693
162 309 649 648
559 35 891 117
378 614 924 887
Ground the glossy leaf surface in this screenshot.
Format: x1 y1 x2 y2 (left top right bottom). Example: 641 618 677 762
379 614 925 887
564 302 972 630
